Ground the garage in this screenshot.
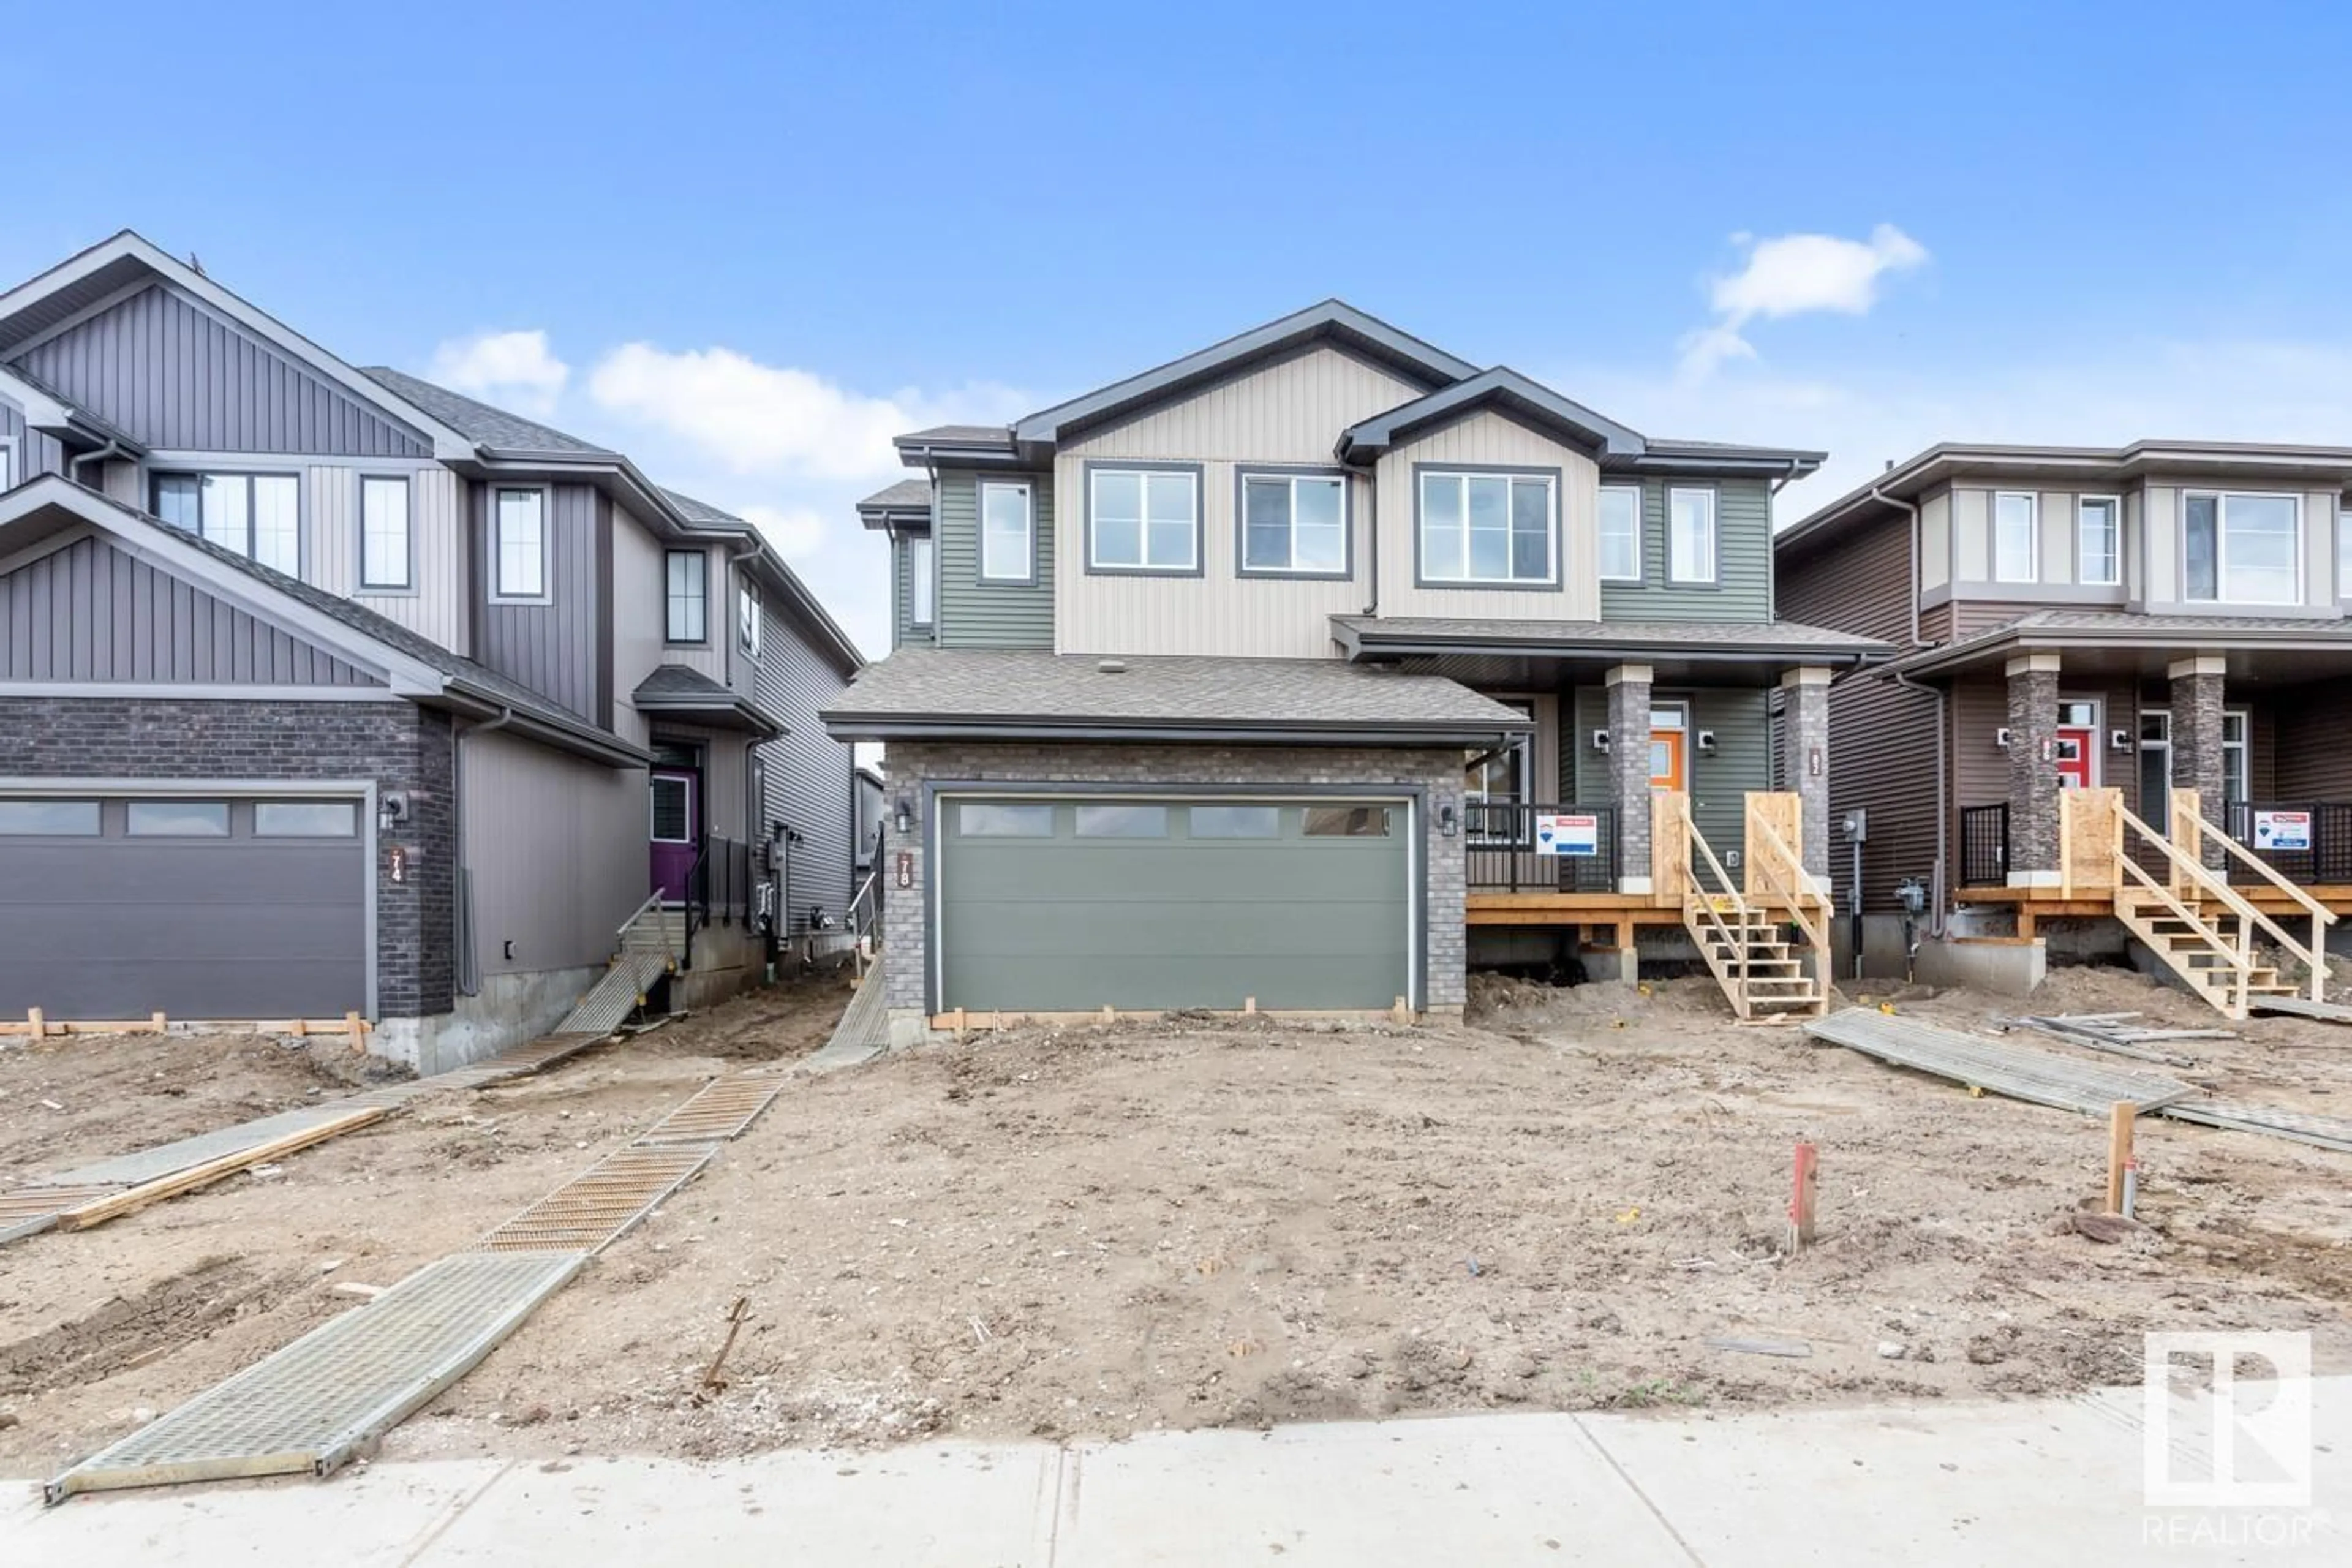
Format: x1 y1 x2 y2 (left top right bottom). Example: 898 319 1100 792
935 794 1414 1014
0 793 369 1020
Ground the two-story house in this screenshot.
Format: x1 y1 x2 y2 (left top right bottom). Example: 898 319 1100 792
0 232 864 1069
829 302 1885 1039
1777 442 2352 1011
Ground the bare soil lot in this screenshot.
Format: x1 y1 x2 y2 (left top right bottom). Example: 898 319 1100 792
2 963 2346 1477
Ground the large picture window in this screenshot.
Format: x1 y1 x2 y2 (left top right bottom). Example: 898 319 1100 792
154 472 300 575
1240 471 1347 576
1088 467 1197 573
1418 471 1555 586
2184 492 2299 604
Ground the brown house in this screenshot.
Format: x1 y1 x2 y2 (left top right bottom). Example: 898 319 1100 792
1776 442 2352 1012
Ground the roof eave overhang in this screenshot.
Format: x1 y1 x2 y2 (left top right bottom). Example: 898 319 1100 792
894 436 1030 472
819 716 1531 747
858 506 930 533
1332 622 1882 668
1890 626 2352 681
438 682 655 765
631 693 788 739
1616 451 1823 480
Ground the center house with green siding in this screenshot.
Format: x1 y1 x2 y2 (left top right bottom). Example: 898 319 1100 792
826 303 1884 1036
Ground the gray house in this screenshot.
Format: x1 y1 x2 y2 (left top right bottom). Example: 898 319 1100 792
832 303 1882 1037
0 232 863 1068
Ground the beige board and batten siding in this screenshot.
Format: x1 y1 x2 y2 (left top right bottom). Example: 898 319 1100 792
936 470 1054 649
304 466 471 652
1944 484 2125 605
1919 491 1951 592
1374 409 1601 622
1054 345 1427 658
461 726 645 979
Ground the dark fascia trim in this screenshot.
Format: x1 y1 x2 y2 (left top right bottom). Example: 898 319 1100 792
1332 621 1884 665
1233 463 1355 582
858 503 931 533
1340 368 1646 464
823 716 1532 747
1885 622 2352 680
1081 460 1207 578
1409 462 1566 594
1010 301 1477 448
631 692 788 739
438 682 654 767
1617 450 1822 479
894 433 1023 470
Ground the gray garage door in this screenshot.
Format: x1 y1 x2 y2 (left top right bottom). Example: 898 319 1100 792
938 795 1412 1013
0 794 368 1020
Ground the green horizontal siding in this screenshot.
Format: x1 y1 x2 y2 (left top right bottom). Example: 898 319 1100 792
1563 684 1771 862
937 470 1054 649
1600 477 1773 623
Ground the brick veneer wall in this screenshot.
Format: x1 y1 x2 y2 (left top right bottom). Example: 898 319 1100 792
0 698 456 1017
877 742 1467 1016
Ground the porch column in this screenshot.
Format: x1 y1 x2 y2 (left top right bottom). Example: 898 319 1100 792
1780 665 1833 883
2005 652 2062 886
1605 662 1654 894
2169 654 2228 870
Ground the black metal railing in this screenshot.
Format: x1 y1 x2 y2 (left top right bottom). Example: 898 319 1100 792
682 834 753 971
1958 802 2008 888
2224 801 2352 886
1463 802 1618 893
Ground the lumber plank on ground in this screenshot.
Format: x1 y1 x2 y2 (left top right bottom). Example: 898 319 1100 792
55 1107 387 1231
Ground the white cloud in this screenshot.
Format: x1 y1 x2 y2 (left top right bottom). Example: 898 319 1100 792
1679 224 1929 380
586 342 1030 483
737 503 826 560
428 329 570 416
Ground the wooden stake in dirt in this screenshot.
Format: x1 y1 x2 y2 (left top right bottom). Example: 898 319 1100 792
26 1008 43 1041
1787 1141 1819 1253
2106 1101 2136 1216
702 1295 752 1392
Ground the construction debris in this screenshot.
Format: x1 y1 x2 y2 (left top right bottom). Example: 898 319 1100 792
701 1296 752 1392
1804 1009 2197 1116
2011 1012 2228 1068
1706 1336 1812 1359
2157 1099 2352 1155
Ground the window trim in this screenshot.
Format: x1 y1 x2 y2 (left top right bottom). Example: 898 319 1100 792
1991 491 2040 584
2182 489 2303 606
2076 494 2122 587
153 469 304 576
1598 482 1645 584
1664 484 1720 588
737 577 763 657
489 484 551 604
357 473 415 594
663 548 709 646
1083 461 1203 577
978 478 1039 585
1234 464 1353 581
907 533 935 628
1411 463 1563 590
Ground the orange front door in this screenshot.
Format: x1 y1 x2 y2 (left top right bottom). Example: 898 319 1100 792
2056 728 2096 790
1650 728 1687 791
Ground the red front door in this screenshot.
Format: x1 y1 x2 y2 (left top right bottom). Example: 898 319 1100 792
650 769 699 903
2055 728 2097 790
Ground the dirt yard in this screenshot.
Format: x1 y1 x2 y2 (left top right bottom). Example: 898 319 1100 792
2 962 2348 1477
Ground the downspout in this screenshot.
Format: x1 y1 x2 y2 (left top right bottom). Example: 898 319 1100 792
1362 463 1380 619
67 438 124 489
1873 481 1948 938
453 704 516 997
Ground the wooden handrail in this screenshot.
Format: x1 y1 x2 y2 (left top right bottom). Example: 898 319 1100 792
2123 801 2325 999
1683 815 1753 1003
2116 803 2267 1012
2116 854 2252 973
1743 809 1833 959
2182 810 2335 992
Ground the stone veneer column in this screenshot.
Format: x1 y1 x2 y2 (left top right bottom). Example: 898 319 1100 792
1780 665 1833 882
2005 652 2062 886
2169 654 2229 870
1605 663 1654 894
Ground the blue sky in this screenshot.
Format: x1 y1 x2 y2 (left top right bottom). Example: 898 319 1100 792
8 0 2352 657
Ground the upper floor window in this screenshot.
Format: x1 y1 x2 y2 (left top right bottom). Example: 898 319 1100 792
2077 496 2120 587
1087 466 1197 574
0 439 13 489
491 486 546 600
739 578 763 656
1239 470 1346 576
1667 487 1716 585
979 480 1035 582
1419 470 1555 586
1599 484 1642 582
665 549 707 643
1992 492 2038 582
908 535 935 626
155 472 300 576
360 476 412 592
2184 491 2299 605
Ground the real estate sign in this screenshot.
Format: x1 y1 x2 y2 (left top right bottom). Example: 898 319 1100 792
1534 812 1599 858
2253 810 2312 853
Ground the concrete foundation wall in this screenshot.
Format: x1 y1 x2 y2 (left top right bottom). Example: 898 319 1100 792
375 963 603 1075
1912 937 2047 997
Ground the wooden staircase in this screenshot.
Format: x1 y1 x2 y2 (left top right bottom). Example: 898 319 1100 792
2113 888 2299 1016
1657 791 1833 1020
1687 899 1828 1019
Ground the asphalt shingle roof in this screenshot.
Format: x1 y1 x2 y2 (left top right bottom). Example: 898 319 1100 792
360 366 619 457
821 649 1532 738
897 424 1012 445
857 479 932 511
658 488 746 527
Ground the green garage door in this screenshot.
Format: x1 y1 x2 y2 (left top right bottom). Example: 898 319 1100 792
938 796 1412 1013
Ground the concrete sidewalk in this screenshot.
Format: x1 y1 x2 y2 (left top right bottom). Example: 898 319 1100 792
6 1379 2345 1566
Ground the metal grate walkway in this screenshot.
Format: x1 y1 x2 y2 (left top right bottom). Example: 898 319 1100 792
45 1250 586 1502
473 1143 715 1253
801 969 890 1073
1804 1008 2196 1115
32 1104 390 1190
635 1076 786 1145
549 950 669 1039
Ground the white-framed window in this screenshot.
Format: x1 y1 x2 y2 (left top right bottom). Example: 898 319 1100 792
2223 709 2250 805
1667 487 1717 584
738 578 763 656
2077 495 2120 586
979 480 1036 582
1992 491 2038 582
1088 467 1197 573
360 475 411 591
1419 470 1556 586
664 549 707 643
491 486 546 600
1599 484 1643 582
1239 470 1348 576
908 535 935 626
154 472 301 575
2139 710 2172 822
2184 491 2300 605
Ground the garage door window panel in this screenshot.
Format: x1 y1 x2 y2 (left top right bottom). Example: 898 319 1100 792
0 799 102 835
126 801 231 836
1189 805 1280 839
254 801 358 837
959 802 1055 837
1076 804 1168 838
1303 805 1392 838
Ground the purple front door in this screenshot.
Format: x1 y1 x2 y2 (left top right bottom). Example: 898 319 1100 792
650 769 699 904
